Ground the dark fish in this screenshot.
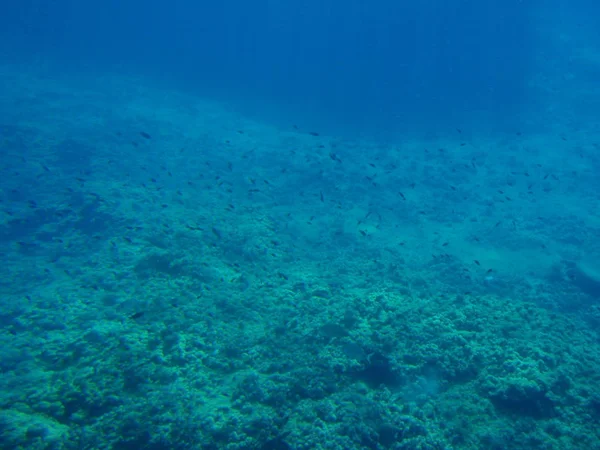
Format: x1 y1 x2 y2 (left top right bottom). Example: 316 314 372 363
309 131 320 137
211 227 222 240
129 311 145 320
329 153 342 163
474 260 481 266
140 132 152 139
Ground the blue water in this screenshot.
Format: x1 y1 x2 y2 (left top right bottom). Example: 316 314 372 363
3 0 538 136
2 1 600 449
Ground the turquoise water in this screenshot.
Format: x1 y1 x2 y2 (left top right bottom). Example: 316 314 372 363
1 2 600 449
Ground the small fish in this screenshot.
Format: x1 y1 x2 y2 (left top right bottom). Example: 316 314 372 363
140 132 152 139
129 311 145 320
329 153 342 163
212 227 222 240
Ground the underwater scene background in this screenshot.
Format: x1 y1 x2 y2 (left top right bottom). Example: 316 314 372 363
1 1 600 449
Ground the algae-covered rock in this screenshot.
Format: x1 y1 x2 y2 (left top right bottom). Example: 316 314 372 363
0 409 69 449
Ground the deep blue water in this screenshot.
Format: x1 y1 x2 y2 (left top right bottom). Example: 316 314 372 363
0 0 547 135
2 1 600 449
